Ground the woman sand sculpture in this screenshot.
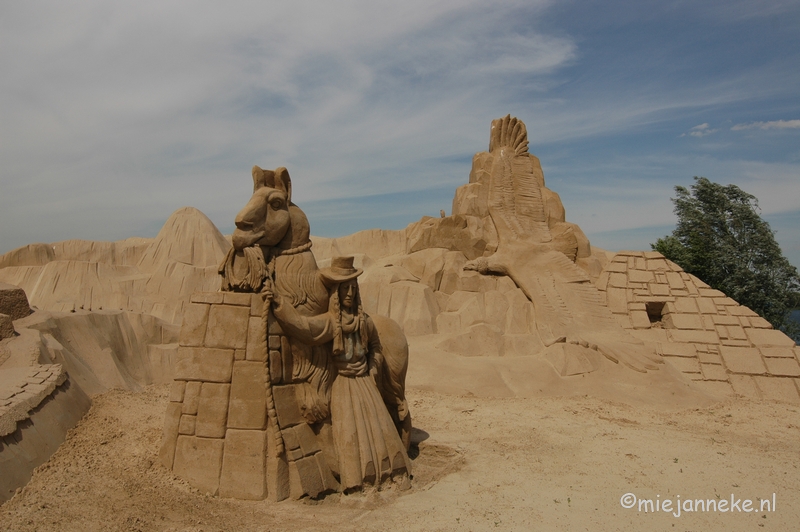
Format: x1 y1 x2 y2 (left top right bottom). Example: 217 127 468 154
263 256 412 491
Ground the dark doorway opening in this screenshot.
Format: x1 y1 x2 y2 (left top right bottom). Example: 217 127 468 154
646 302 665 327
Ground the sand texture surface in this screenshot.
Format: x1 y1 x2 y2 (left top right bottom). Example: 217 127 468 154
2 381 798 532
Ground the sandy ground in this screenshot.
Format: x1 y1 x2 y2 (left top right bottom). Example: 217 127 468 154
2 381 799 532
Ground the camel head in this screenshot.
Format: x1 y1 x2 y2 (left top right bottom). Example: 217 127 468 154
232 166 293 250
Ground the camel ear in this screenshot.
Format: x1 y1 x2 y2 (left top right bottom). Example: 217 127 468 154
251 165 275 192
273 167 292 203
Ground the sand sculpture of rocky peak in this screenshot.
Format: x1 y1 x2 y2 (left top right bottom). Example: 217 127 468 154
0 206 227 324
453 115 591 262
138 206 230 273
312 115 797 402
459 115 663 372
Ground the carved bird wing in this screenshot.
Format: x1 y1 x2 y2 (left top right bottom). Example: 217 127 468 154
487 115 553 245
468 115 663 373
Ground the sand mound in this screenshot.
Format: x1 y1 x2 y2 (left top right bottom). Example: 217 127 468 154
0 207 229 325
137 207 230 273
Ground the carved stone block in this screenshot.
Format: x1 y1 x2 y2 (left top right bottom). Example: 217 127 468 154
268 335 282 350
227 361 266 430
746 328 795 347
293 422 321 456
223 292 252 306
178 414 196 435
663 356 701 374
179 302 209 346
667 329 720 344
764 357 800 377
182 381 201 414
720 346 767 375
281 426 301 451
246 317 266 361
754 376 800 403
605 287 628 314
196 383 230 438
659 342 697 358
219 429 267 500
267 432 290 502
695 297 717 314
174 347 234 383
169 380 186 402
250 293 264 317
289 455 325 499
280 336 293 384
315 453 339 492
269 350 282 384
173 435 224 495
663 313 703 330
158 402 183 468
191 292 224 305
273 384 303 428
759 347 797 358
700 363 728 381
205 304 250 349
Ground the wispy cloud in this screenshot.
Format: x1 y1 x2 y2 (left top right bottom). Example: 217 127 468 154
731 119 800 131
680 123 718 137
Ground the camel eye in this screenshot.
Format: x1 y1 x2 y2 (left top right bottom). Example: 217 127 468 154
270 198 284 210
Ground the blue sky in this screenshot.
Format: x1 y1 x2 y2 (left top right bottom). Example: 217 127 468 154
1 1 799 268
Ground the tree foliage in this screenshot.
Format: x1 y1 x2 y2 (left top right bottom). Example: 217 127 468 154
652 177 800 339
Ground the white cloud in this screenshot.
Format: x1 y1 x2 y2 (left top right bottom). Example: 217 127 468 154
731 119 800 131
681 123 718 137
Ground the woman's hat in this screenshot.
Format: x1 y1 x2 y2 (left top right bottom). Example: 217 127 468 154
320 256 363 285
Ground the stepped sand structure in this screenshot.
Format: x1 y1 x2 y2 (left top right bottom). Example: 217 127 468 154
0 117 797 516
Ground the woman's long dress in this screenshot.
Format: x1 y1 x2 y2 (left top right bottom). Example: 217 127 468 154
272 298 411 489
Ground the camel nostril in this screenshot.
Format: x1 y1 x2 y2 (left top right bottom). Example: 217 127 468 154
235 219 253 231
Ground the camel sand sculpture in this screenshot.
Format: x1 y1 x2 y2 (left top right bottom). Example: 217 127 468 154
160 166 411 500
221 166 412 448
464 115 663 373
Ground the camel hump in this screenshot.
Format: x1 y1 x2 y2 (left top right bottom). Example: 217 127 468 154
489 114 529 156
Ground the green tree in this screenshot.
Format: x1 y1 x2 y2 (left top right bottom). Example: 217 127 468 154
652 177 800 340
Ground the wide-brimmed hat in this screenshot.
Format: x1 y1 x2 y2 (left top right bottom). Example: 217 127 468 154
320 256 363 285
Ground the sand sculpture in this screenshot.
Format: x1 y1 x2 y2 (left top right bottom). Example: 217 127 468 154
462 115 663 373
160 166 411 499
2 114 798 505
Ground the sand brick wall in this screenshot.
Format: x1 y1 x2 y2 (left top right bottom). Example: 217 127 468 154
159 291 337 501
597 251 800 402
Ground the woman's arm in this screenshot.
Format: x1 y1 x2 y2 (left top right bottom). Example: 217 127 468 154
262 280 335 346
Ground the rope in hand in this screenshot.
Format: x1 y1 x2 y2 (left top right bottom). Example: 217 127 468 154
261 253 284 457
